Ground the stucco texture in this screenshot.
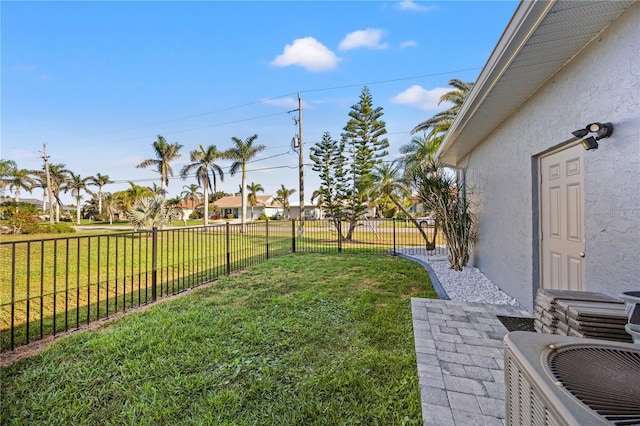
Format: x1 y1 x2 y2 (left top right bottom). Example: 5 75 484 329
463 3 640 310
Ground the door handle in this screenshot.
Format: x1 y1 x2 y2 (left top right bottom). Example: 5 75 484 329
580 252 585 258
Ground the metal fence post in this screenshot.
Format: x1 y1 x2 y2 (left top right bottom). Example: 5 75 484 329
266 219 270 260
226 222 231 275
337 219 342 253
393 218 397 256
292 219 296 253
151 227 158 302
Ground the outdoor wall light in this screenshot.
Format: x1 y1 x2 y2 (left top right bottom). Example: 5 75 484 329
571 122 614 151
571 128 589 138
587 122 614 139
581 136 599 151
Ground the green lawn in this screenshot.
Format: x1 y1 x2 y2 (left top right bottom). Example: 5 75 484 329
1 253 436 425
1 220 439 351
0 224 293 350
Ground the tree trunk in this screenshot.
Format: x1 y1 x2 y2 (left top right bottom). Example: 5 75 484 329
345 219 358 241
55 200 60 223
389 195 437 250
240 166 247 232
203 186 209 226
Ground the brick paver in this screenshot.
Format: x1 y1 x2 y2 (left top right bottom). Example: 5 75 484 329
412 298 532 425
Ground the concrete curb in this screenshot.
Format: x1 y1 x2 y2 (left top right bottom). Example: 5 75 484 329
396 252 450 300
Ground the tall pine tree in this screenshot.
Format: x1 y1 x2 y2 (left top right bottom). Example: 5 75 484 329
310 132 348 232
341 86 389 239
311 87 389 241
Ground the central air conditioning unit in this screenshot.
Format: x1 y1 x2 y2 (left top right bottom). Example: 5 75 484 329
504 331 640 425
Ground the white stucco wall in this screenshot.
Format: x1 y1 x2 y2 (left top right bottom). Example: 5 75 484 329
462 3 640 310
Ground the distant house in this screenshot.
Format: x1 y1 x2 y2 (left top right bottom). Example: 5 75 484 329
213 195 279 220
435 1 639 310
172 199 203 222
287 200 322 221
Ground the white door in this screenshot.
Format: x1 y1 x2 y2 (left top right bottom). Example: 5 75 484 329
540 144 585 291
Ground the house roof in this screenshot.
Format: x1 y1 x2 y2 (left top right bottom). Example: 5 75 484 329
213 195 274 208
173 199 202 210
436 0 635 166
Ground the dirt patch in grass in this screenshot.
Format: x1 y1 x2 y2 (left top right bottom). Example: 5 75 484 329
355 279 381 291
401 286 423 300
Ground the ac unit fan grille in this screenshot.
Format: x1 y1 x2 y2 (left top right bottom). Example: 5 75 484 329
549 347 640 425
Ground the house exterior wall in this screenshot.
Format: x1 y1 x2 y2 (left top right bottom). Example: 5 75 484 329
461 3 640 310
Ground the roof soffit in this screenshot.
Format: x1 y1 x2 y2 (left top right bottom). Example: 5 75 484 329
437 0 635 166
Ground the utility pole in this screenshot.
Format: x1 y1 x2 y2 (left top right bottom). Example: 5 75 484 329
41 143 55 224
297 92 304 237
289 93 305 237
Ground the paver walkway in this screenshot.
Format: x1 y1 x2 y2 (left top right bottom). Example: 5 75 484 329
412 298 533 425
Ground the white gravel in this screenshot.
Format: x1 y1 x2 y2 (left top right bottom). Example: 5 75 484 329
398 248 522 307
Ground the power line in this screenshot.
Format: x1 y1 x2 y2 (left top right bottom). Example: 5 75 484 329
85 94 298 138
299 67 481 94
110 150 295 185
100 111 293 144
75 67 479 143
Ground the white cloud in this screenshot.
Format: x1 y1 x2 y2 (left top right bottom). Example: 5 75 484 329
397 0 435 12
271 37 340 72
260 97 298 109
391 85 451 110
400 40 418 48
339 29 389 51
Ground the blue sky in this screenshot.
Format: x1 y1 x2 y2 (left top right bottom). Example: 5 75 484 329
1 0 518 204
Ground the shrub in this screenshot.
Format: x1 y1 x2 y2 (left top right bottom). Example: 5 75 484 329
258 213 268 220
189 211 203 219
92 213 111 222
3 211 40 234
0 201 38 220
225 214 235 220
414 158 475 271
38 222 76 234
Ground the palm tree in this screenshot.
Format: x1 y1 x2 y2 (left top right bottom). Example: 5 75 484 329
122 181 153 210
0 159 17 196
48 164 69 222
136 135 183 195
225 134 266 229
149 183 164 196
311 188 324 220
127 195 179 231
32 172 49 213
246 182 264 220
410 78 473 151
373 162 436 249
399 134 441 176
273 184 296 220
166 195 182 206
6 168 36 202
90 173 113 215
180 144 225 226
102 192 126 225
180 184 203 207
64 172 94 224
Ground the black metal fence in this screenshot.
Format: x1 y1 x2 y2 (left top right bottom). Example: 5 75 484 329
1 218 445 352
296 218 446 256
